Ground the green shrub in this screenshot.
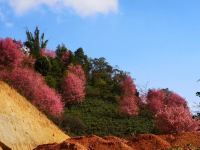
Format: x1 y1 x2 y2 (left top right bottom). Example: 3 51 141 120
45 75 57 89
35 57 51 76
63 98 154 137
58 114 86 136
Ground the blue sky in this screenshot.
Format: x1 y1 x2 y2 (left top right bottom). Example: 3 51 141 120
0 0 200 111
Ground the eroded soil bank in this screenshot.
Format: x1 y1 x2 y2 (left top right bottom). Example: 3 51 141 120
34 132 200 150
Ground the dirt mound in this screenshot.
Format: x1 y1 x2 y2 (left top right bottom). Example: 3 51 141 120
161 132 200 149
33 141 86 150
35 135 134 150
35 132 200 150
0 81 69 150
128 134 171 150
128 132 200 149
68 135 134 150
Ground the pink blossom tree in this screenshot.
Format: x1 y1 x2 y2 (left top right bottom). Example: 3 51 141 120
119 75 139 116
147 89 187 114
62 51 71 63
167 92 187 108
0 67 63 117
155 106 199 133
146 89 167 114
21 55 36 68
68 65 86 84
0 38 24 69
62 51 72 67
146 89 198 133
41 49 56 58
61 72 85 104
120 95 140 116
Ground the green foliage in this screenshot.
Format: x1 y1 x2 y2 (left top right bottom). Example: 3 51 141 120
35 53 66 90
86 85 101 97
35 57 51 76
63 98 154 136
56 44 68 59
49 58 65 76
74 48 90 77
45 75 57 89
55 44 73 67
58 115 86 136
74 48 85 64
86 57 126 102
25 27 48 58
47 58 65 90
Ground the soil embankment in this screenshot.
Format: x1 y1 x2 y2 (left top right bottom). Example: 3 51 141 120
0 81 69 150
35 132 200 150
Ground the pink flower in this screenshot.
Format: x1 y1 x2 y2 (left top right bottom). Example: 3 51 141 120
147 89 188 114
41 49 56 58
68 65 86 83
61 72 85 104
0 38 24 69
155 106 199 133
119 75 139 116
0 67 64 117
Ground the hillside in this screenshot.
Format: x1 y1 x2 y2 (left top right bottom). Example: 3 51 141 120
0 81 69 150
0 36 198 137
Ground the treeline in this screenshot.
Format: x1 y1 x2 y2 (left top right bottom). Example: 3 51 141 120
0 27 199 136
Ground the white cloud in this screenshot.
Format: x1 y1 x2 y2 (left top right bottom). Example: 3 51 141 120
8 0 59 15
5 0 118 16
63 0 118 16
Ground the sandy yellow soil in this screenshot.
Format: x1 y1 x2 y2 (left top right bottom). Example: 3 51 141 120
0 81 69 150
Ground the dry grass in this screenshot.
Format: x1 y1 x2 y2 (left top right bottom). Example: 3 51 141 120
0 81 69 150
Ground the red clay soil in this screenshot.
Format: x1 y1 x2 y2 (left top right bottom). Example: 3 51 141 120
67 135 134 150
34 132 200 150
34 135 134 150
128 134 171 150
160 132 200 149
33 141 86 150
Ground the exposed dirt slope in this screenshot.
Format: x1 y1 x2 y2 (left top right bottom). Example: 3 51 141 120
0 81 69 150
33 141 87 150
35 135 134 150
128 134 171 150
35 132 200 150
67 135 134 150
161 132 200 149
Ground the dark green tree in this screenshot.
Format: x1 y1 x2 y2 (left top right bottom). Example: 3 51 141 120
56 44 68 59
56 44 73 67
24 27 48 58
46 58 66 90
86 57 118 100
35 57 51 76
74 48 91 78
90 57 113 84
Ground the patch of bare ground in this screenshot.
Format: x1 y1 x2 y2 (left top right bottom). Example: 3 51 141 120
0 81 69 150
